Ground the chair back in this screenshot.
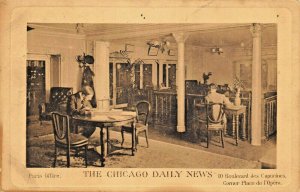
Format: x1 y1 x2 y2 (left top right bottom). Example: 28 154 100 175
135 101 151 125
206 102 225 124
52 112 70 144
49 87 73 107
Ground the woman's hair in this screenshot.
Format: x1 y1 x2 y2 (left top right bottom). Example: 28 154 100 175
209 83 217 90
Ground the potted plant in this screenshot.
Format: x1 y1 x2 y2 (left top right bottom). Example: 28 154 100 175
232 76 245 106
126 58 144 108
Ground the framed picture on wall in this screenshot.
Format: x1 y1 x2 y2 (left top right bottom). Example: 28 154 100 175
148 46 159 56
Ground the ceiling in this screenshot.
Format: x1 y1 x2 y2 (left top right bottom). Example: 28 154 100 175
28 23 277 47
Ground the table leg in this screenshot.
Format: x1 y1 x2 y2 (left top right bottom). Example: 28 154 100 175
224 116 228 136
232 114 236 138
100 126 105 167
131 120 136 156
242 112 246 140
235 114 239 146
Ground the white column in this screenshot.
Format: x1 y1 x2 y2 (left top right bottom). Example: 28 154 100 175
250 24 262 145
94 41 110 111
173 32 189 132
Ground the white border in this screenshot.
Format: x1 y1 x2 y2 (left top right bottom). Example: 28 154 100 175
1 2 299 191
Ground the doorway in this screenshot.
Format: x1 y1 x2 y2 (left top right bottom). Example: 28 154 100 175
26 54 61 117
26 60 46 116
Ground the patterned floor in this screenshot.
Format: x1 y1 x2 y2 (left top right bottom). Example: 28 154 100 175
26 117 275 168
27 130 261 168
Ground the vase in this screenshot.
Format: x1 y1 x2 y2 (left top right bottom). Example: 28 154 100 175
234 88 241 106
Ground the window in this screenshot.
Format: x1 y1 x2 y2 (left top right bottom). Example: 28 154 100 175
116 63 131 105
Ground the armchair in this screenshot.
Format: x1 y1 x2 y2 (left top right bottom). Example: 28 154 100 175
38 87 73 125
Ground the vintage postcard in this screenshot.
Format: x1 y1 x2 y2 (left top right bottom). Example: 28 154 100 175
1 0 300 191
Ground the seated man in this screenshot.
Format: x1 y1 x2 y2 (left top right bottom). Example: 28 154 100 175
205 83 233 125
68 85 96 138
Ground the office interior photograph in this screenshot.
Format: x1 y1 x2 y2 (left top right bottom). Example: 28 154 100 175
26 23 277 168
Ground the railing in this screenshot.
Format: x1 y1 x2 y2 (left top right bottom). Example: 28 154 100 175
152 90 206 134
148 90 276 142
186 93 206 133
263 94 277 140
153 91 177 132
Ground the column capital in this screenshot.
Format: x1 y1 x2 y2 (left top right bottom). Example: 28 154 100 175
250 23 262 38
172 32 189 43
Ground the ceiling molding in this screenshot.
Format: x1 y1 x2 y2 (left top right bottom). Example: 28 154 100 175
86 24 253 41
28 29 86 40
29 23 77 33
28 23 276 46
28 24 86 40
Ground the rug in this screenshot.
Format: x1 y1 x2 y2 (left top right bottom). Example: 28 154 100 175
27 129 261 168
27 117 53 138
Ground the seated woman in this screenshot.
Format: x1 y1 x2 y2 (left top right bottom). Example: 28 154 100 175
205 83 234 125
68 85 96 138
205 83 232 106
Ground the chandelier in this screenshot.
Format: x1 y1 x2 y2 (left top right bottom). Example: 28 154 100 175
211 47 223 55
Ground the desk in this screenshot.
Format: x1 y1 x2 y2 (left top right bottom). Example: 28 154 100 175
224 105 247 146
72 110 136 167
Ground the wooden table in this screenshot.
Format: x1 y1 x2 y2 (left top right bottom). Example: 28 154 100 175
72 110 136 167
224 105 247 146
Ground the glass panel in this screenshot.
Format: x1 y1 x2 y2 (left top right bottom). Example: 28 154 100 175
135 64 140 89
162 64 167 87
143 64 152 88
27 60 46 116
116 63 131 105
109 62 113 105
168 64 176 89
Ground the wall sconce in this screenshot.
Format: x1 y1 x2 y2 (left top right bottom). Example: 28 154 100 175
76 53 94 68
147 40 170 53
75 23 84 34
211 47 223 55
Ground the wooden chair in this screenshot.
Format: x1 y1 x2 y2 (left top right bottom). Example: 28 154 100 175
121 101 151 148
200 102 226 148
52 112 88 167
